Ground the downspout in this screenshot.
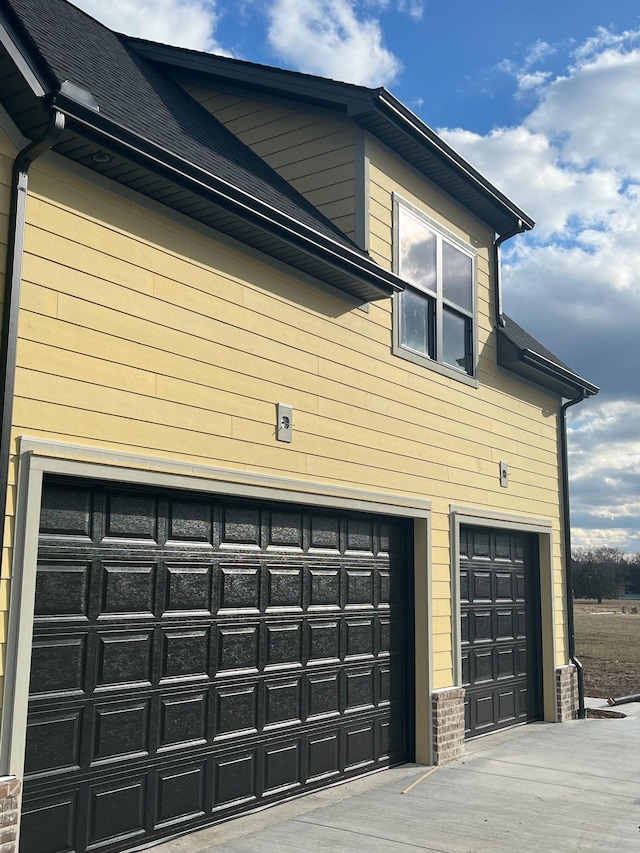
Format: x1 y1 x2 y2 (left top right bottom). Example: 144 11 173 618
0 107 65 561
493 221 525 328
560 388 587 719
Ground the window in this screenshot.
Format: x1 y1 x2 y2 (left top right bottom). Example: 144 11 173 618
394 198 476 383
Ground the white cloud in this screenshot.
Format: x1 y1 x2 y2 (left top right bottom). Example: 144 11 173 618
69 0 225 53
397 0 424 20
364 0 424 19
527 45 640 178
440 28 640 554
267 0 401 86
439 125 620 239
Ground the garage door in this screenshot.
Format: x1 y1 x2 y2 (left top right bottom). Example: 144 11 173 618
20 477 411 853
460 525 541 738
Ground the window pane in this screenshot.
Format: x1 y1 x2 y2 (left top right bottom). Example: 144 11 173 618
443 308 472 374
443 242 472 312
400 289 433 356
399 208 436 293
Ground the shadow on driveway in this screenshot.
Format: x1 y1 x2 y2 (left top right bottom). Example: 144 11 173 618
148 706 640 853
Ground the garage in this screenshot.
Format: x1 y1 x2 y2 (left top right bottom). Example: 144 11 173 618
21 476 412 853
460 525 542 738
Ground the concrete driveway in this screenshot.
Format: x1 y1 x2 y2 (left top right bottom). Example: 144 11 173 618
148 699 640 853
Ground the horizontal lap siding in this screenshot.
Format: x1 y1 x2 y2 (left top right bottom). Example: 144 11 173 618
0 124 567 708
186 86 357 240
366 137 566 686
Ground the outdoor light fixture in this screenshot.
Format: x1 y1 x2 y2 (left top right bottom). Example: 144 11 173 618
91 151 112 164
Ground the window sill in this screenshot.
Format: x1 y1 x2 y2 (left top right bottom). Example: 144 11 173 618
392 341 479 389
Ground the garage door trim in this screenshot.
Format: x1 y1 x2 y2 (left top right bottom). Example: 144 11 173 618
450 507 556 723
1 438 429 791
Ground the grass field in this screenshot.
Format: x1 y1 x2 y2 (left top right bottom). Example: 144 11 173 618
574 599 640 698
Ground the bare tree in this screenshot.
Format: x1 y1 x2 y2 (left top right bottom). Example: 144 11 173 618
572 546 626 603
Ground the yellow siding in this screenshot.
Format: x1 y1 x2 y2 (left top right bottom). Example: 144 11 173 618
0 127 568 708
365 135 566 683
184 86 358 240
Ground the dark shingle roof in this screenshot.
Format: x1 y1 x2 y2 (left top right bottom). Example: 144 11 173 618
125 37 535 236
4 0 360 252
501 315 573 372
498 315 598 397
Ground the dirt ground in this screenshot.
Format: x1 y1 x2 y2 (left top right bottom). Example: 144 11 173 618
574 599 640 698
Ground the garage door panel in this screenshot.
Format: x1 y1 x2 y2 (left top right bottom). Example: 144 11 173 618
39 484 93 539
264 622 303 669
472 571 491 601
20 791 78 853
25 710 82 777
24 481 410 853
160 627 210 683
308 620 340 664
155 761 207 830
104 492 158 542
222 506 261 546
496 647 517 679
461 527 541 738
212 750 257 811
160 691 209 748
216 625 259 675
35 562 90 620
87 774 147 849
307 730 340 782
346 569 375 608
309 514 340 550
163 563 213 615
30 636 86 698
496 610 516 640
263 739 302 795
263 677 302 728
345 722 375 770
99 563 157 617
91 699 151 765
266 565 304 611
345 618 375 660
219 564 260 613
345 667 375 711
95 631 153 690
167 498 213 544
497 689 516 723
268 510 304 549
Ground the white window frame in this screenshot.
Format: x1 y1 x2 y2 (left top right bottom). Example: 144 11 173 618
392 194 479 388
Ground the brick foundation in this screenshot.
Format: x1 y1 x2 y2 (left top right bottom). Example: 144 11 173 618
0 777 21 853
556 664 578 721
432 687 465 765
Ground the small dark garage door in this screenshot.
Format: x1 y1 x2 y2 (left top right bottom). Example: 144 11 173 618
460 525 542 738
21 477 412 853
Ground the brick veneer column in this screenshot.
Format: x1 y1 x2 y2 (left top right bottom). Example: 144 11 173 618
556 664 578 721
432 687 465 765
0 777 21 853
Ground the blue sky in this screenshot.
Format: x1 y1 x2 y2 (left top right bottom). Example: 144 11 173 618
69 0 640 554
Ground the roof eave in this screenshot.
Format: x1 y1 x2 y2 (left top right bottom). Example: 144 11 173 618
372 91 535 233
50 91 403 302
497 331 599 398
125 39 534 235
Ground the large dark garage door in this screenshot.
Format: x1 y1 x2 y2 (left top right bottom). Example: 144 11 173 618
22 477 411 853
460 526 542 738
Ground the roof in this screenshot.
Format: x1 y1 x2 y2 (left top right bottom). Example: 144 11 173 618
0 0 406 302
497 315 599 398
125 38 535 237
0 0 595 398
